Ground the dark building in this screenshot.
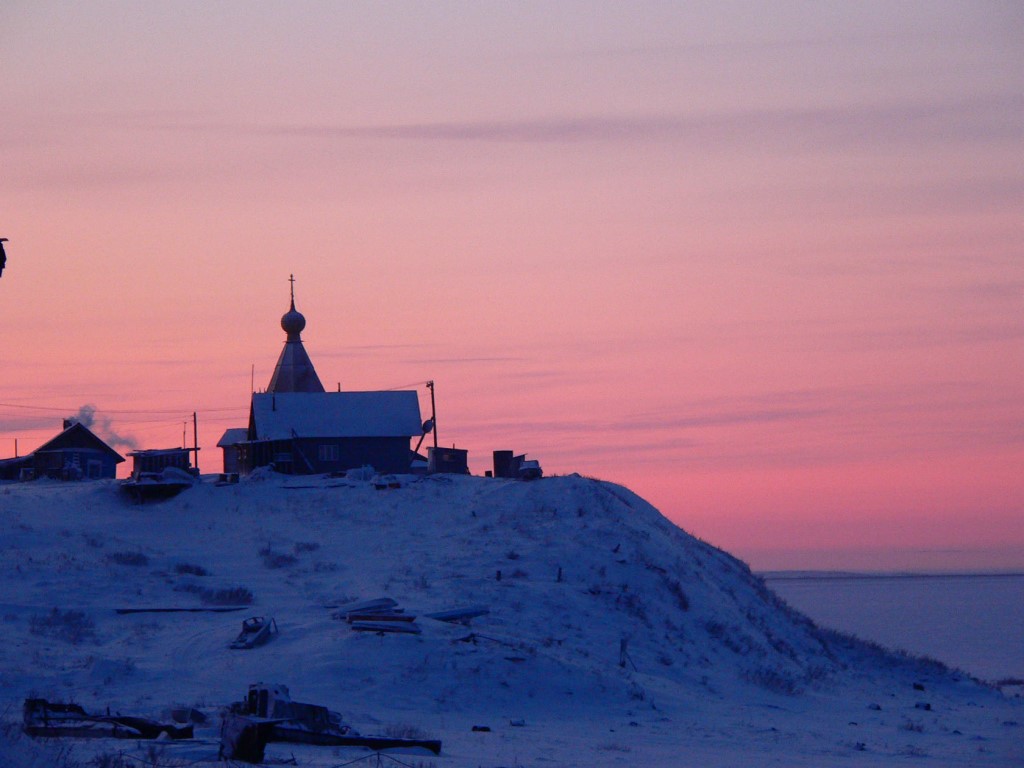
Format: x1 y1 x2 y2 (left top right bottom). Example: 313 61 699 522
240 391 422 475
127 447 196 477
218 280 425 476
217 428 248 475
0 421 124 481
428 446 469 474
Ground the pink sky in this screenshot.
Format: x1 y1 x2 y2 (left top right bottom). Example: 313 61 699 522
2 2 1021 570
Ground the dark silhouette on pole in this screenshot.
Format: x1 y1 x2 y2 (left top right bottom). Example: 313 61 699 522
0 238 7 277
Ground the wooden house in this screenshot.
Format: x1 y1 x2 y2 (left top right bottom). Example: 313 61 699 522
0 421 124 481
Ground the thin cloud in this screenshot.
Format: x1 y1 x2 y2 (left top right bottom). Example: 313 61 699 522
460 402 828 438
242 94 1020 148
404 356 527 365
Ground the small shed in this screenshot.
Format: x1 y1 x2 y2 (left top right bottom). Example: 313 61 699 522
428 446 469 474
128 447 196 477
217 428 249 475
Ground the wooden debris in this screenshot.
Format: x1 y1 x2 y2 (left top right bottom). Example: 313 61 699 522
346 612 415 623
23 699 193 741
424 606 490 624
350 620 422 635
115 606 246 614
328 597 397 617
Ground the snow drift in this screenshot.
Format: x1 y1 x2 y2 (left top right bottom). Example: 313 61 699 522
0 473 1020 766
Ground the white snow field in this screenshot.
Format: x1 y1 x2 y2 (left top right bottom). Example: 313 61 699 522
1 473 1020 767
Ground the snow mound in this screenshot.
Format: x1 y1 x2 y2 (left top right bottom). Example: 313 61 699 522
0 473 1019 766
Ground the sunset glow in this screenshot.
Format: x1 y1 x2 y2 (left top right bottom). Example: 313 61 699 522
2 2 1021 569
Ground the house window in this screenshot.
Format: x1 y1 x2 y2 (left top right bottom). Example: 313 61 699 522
318 444 339 462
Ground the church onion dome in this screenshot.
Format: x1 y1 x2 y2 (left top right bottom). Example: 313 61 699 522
266 275 326 394
281 300 306 341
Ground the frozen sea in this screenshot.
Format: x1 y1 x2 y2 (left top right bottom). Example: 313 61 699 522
762 571 1024 682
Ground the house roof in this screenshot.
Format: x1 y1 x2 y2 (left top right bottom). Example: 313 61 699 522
250 391 423 441
33 422 125 463
217 428 249 447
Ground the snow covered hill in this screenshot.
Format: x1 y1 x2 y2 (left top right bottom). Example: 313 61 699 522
1 473 1020 766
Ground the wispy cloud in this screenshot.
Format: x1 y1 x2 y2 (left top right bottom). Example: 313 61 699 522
238 94 1020 149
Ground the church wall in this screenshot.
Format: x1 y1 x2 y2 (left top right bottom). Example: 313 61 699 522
241 437 412 476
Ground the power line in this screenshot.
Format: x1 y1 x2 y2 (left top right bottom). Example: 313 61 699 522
0 402 247 415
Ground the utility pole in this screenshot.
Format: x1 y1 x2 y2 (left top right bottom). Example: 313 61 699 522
192 411 200 473
427 381 437 448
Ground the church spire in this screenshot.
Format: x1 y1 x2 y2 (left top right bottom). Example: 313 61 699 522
267 275 325 393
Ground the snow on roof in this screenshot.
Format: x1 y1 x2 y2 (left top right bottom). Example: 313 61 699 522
251 391 422 440
216 428 249 447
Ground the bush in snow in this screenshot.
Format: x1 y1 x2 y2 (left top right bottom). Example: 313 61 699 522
200 586 254 606
91 752 130 768
742 666 803 695
30 608 96 644
259 546 298 569
663 577 690 611
383 723 432 740
105 551 149 567
176 583 254 605
173 562 208 577
0 720 85 768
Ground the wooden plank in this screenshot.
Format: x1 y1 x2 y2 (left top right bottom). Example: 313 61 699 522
350 621 422 635
424 606 490 623
327 597 397 613
346 612 415 623
116 606 247 614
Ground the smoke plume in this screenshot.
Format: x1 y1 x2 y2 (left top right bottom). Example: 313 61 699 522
66 404 139 451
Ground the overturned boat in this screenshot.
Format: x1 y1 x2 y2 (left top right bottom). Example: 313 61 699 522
23 698 193 740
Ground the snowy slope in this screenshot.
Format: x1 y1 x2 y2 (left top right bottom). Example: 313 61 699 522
0 473 1020 767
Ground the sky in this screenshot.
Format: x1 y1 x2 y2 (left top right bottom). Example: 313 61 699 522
1 1 1021 571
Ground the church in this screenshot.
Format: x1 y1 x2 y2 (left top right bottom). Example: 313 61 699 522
218 281 427 476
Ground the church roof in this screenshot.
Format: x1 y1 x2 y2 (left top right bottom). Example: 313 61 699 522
250 392 423 440
266 289 325 394
267 335 325 393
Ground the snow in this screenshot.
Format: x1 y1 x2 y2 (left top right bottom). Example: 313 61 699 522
0 473 1021 766
251 391 422 439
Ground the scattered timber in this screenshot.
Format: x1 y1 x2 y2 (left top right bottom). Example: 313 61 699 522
115 606 247 614
23 699 193 741
350 620 422 634
327 597 397 613
425 606 490 624
346 612 415 623
223 684 441 763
